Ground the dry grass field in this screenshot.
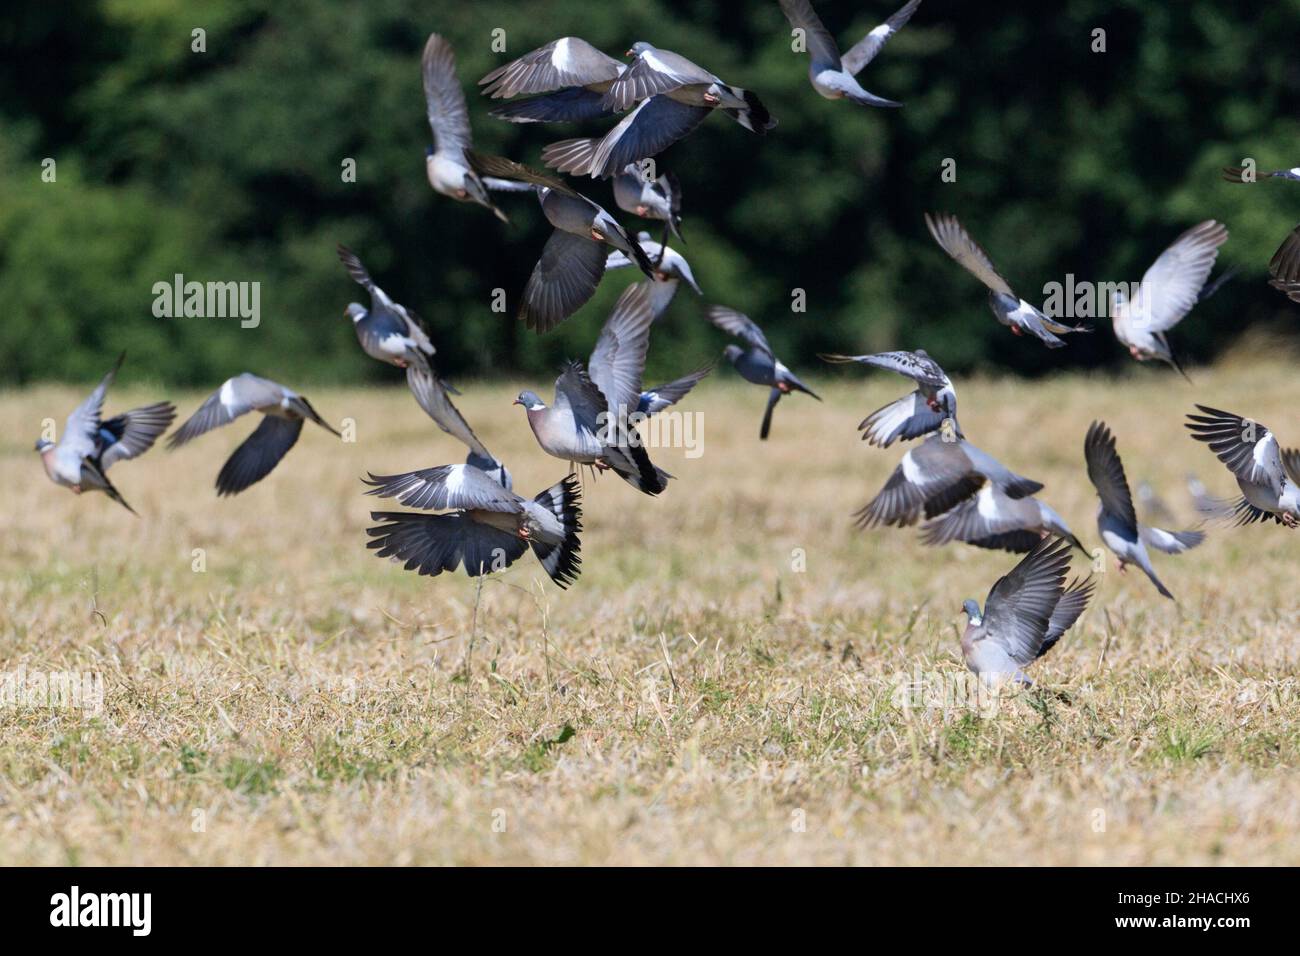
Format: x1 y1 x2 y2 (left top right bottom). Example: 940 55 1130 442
1 353 1298 865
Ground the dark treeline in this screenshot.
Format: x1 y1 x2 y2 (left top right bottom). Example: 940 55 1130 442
2 0 1298 387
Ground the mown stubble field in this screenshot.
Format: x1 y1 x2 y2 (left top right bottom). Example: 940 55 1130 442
1 356 1298 865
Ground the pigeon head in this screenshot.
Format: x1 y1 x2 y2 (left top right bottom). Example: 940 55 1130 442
344 303 366 322
33 438 53 453
514 390 546 411
961 599 983 625
626 41 654 57
722 344 744 365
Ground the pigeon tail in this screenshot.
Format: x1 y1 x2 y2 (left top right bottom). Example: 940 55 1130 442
527 475 584 588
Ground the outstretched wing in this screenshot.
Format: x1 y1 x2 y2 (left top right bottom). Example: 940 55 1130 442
925 212 1014 296
98 402 177 471
422 33 473 159
1084 420 1138 532
478 37 623 98
1131 220 1228 333
362 462 522 513
841 0 922 76
779 0 843 72
707 305 773 356
980 537 1073 666
588 282 655 418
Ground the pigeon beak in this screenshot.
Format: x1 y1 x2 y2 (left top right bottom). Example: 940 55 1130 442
512 398 523 406
624 48 634 57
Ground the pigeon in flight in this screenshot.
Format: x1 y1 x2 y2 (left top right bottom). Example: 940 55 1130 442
479 36 625 124
34 353 176 515
466 151 655 332
337 244 435 371
1186 473 1234 520
778 0 921 108
1084 421 1205 599
1222 163 1300 183
1109 220 1228 379
921 484 1088 556
635 363 714 417
542 42 775 179
925 212 1091 348
365 465 582 589
1185 406 1300 528
612 163 684 245
1267 223 1300 303
422 33 530 222
168 374 341 496
606 234 701 319
708 305 820 440
960 537 1095 687
856 434 1042 529
515 283 671 495
819 349 958 447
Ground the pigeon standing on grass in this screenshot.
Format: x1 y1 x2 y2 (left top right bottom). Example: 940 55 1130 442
818 349 957 447
364 465 582 589
1185 406 1300 528
708 305 820 440
960 537 1095 687
778 0 921 108
168 375 341 496
34 353 176 515
1084 421 1205 599
466 151 655 331
1109 221 1228 379
925 212 1091 348
515 283 671 495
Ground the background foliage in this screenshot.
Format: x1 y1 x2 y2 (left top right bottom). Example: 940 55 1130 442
2 0 1299 387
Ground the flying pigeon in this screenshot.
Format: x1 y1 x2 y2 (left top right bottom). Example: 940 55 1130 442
606 233 701 319
1222 164 1300 183
168 374 341 496
818 349 958 447
365 465 582 589
479 36 625 124
778 0 921 108
636 363 714 417
541 42 776 179
422 33 531 222
466 151 655 332
515 283 671 495
34 353 176 515
707 305 820 440
1084 421 1205 599
612 163 684 245
925 212 1091 348
1185 406 1300 528
1267 223 1300 303
337 244 436 370
920 484 1088 556
1136 479 1177 527
856 434 1043 529
1109 220 1228 379
960 537 1095 687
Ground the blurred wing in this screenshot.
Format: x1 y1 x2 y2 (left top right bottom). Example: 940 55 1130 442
707 305 773 356
405 362 494 462
1084 420 1137 531
925 212 1013 296
1133 220 1227 332
478 37 623 98
588 282 654 416
1139 525 1206 554
336 243 375 292
981 538 1073 666
1268 223 1300 294
639 362 713 415
778 0 843 71
822 349 947 388
422 33 473 158
61 354 124 461
167 376 266 448
363 462 522 512
841 0 922 75
520 229 608 332
465 150 580 198
98 402 176 470
215 415 303 496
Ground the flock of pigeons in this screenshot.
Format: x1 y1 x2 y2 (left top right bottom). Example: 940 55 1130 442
32 3 1300 687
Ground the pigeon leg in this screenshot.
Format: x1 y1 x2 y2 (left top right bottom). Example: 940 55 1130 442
1283 513 1297 529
